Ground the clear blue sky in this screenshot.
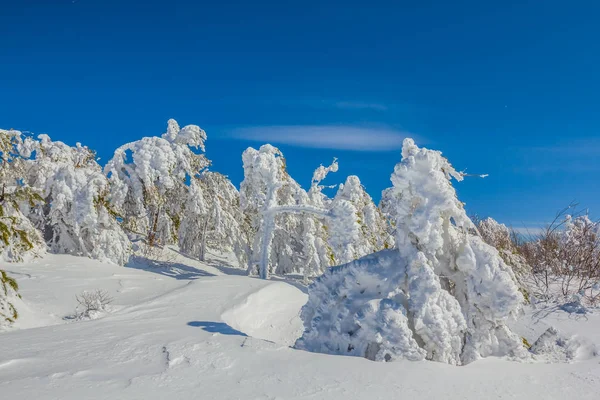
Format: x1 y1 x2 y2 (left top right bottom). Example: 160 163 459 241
2 0 599 230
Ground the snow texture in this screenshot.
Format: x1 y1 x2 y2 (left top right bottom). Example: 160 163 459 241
1 252 599 399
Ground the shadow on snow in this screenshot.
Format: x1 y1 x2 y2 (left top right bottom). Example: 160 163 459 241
187 321 247 336
126 256 216 280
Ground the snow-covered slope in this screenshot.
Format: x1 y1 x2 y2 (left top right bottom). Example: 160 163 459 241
1 252 600 399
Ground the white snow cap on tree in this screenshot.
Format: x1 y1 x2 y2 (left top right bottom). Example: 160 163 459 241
297 138 529 365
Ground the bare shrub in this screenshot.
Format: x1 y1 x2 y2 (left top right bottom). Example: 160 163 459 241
520 204 600 305
72 289 113 320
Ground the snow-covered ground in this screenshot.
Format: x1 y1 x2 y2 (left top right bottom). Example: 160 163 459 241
1 250 600 399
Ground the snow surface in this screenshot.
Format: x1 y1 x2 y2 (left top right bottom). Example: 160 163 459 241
1 250 600 399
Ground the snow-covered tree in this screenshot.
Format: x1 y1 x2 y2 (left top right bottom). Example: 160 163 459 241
0 129 45 263
20 134 131 265
241 145 306 278
105 119 208 248
301 160 341 279
297 138 529 365
477 217 530 280
241 145 358 279
331 175 393 263
0 269 20 328
179 171 249 265
0 129 44 328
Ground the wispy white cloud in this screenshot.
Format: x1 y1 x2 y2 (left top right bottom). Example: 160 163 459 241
333 101 388 112
510 226 546 236
229 125 416 151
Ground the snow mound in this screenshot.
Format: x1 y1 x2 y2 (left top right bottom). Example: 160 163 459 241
530 327 598 363
221 282 307 346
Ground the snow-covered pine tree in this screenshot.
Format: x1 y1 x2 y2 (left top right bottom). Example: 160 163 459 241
0 129 45 328
105 119 208 249
0 269 20 328
330 175 393 263
20 134 131 265
296 138 529 365
0 129 45 263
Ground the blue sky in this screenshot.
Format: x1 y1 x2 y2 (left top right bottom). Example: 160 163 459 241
1 0 599 230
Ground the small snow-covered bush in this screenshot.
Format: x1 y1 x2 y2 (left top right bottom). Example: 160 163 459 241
71 289 113 320
296 139 529 366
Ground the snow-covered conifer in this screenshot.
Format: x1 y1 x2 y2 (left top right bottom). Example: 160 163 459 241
297 138 529 365
0 269 20 328
0 129 45 262
330 175 393 262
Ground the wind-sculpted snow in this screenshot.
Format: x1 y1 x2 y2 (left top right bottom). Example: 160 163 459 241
298 139 529 365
